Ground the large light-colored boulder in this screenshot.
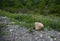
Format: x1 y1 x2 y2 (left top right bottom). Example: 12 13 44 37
35 22 44 31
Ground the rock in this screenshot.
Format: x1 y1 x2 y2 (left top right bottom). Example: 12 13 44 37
15 37 18 39
40 34 43 38
35 37 39 40
35 22 44 31
54 38 56 40
48 36 50 38
9 29 13 32
50 38 53 41
58 33 60 35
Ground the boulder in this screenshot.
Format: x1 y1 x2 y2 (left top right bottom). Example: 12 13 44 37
35 22 44 31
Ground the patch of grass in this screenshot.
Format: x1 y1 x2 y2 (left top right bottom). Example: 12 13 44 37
0 10 60 31
50 35 56 39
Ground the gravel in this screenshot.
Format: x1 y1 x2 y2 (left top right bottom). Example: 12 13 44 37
0 16 60 41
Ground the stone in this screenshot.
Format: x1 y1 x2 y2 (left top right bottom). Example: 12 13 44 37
54 38 56 40
48 36 51 38
35 22 44 31
15 37 18 39
50 38 53 41
40 34 43 38
35 37 39 40
9 29 13 32
58 33 60 35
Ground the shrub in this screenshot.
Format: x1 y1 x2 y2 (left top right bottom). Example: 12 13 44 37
49 4 60 14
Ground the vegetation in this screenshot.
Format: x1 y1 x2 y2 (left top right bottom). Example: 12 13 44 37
0 10 60 31
0 0 60 15
0 0 60 31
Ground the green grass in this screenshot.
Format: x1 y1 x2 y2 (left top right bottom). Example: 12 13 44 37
0 10 60 31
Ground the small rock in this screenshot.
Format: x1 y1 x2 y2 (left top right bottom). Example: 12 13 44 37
40 34 43 38
35 22 44 31
42 39 45 41
15 37 18 39
35 37 39 40
9 29 13 32
48 36 50 38
25 33 29 36
54 38 56 40
50 38 53 41
58 33 60 35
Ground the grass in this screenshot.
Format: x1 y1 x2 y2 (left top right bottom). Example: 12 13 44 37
0 10 60 31
50 35 56 39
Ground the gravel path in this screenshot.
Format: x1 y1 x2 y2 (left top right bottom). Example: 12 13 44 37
0 16 60 41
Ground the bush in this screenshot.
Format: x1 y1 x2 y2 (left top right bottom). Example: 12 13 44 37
49 4 60 14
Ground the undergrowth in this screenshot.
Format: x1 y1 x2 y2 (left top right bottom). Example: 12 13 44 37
0 10 60 31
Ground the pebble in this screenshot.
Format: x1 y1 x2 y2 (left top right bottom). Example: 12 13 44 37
35 37 39 40
54 38 56 40
58 33 60 35
25 33 29 36
40 34 43 38
50 38 53 41
15 37 18 39
42 39 45 41
48 36 51 38
9 29 13 32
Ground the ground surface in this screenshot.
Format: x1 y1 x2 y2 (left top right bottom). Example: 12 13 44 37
0 16 60 41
